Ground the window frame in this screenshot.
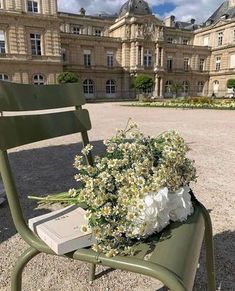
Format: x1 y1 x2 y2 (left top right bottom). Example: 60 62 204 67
217 31 223 46
184 57 190 72
30 33 42 56
199 58 205 71
215 56 221 71
83 79 94 95
167 56 173 72
28 0 39 13
182 81 190 93
197 81 204 93
165 80 173 93
72 25 81 35
107 51 114 68
143 49 152 68
106 79 116 94
0 30 6 54
0 73 9 81
84 50 91 67
33 74 44 85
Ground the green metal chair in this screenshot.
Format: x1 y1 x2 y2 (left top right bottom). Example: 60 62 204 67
0 80 216 291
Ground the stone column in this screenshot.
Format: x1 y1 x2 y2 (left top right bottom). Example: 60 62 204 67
141 46 144 66
154 75 159 97
130 42 136 67
160 77 163 97
135 42 139 66
161 48 164 67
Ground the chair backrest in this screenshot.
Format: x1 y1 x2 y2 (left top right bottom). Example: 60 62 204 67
0 81 93 248
0 81 92 150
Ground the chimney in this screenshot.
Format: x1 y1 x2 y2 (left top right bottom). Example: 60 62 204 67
80 7 86 15
191 19 195 24
164 15 175 27
229 0 235 7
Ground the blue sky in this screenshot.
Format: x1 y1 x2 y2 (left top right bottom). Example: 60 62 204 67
58 0 225 23
152 2 176 16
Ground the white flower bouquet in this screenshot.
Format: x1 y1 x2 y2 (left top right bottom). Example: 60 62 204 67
33 120 197 257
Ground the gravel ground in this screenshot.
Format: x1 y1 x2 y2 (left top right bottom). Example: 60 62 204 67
0 103 235 291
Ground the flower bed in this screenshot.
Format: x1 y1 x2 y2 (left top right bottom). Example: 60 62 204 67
33 121 197 257
130 98 235 110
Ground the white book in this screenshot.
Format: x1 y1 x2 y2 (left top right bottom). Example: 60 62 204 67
28 205 96 255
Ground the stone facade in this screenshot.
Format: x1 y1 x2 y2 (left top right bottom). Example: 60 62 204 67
0 0 235 98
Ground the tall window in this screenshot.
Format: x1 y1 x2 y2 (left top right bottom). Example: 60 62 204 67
0 74 9 81
184 58 189 71
106 80 116 94
72 25 81 35
61 48 67 62
107 51 114 68
30 33 41 56
217 32 223 46
165 80 173 93
33 74 44 85
84 50 91 67
215 57 221 71
182 81 189 94
83 79 94 94
167 56 173 72
144 49 152 68
199 58 205 71
213 80 219 94
0 30 5 54
197 81 204 93
28 1 38 13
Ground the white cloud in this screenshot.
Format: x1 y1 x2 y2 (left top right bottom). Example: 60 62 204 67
57 0 226 22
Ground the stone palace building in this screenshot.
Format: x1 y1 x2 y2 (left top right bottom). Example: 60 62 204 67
1 0 235 98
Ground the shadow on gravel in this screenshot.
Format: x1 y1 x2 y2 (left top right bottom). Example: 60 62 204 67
194 230 235 290
0 141 234 290
0 140 105 244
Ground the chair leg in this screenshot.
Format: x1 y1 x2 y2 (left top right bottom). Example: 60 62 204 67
200 204 216 291
11 247 40 291
88 263 96 283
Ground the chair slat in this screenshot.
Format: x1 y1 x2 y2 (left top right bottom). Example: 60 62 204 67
0 81 85 111
0 109 91 150
149 206 205 290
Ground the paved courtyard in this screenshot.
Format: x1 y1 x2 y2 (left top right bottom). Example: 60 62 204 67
0 103 235 290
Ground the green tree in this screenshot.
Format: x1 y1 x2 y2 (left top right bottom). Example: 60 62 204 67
133 74 155 93
227 79 235 98
227 79 235 90
57 72 79 84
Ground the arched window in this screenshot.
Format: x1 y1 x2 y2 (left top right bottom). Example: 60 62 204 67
182 81 190 93
33 74 44 85
197 81 204 93
213 80 219 94
0 74 9 81
165 80 173 93
106 80 116 94
83 79 94 94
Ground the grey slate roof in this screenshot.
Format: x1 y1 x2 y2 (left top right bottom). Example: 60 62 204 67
204 0 235 26
119 0 152 17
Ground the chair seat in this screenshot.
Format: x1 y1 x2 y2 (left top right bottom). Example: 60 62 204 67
58 203 204 291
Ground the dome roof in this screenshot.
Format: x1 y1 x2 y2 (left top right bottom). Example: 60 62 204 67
119 0 152 17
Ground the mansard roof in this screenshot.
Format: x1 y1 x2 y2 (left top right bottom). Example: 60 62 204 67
204 1 235 26
119 0 152 18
